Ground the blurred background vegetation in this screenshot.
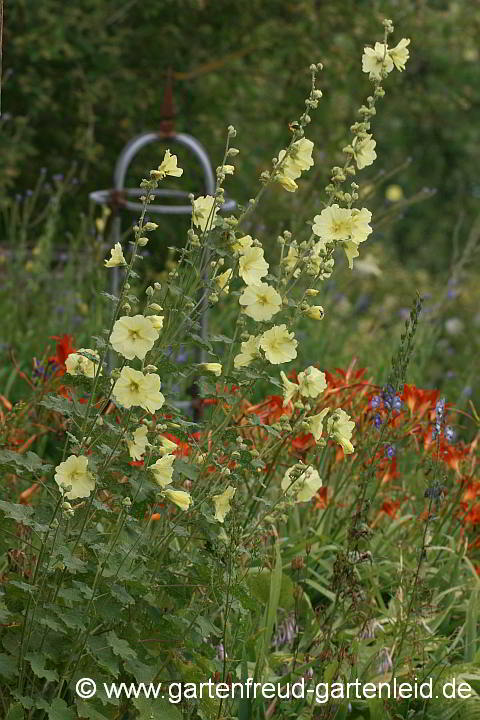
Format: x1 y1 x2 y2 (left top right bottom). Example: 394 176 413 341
1 0 479 409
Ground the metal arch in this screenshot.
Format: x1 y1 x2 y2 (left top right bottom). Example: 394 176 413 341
114 131 216 200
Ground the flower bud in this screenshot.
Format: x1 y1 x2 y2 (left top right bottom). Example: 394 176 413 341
143 222 158 232
137 236 149 246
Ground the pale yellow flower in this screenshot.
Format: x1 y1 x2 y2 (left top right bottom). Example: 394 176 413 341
215 268 233 294
290 138 314 173
385 184 404 202
298 366 327 399
239 282 282 322
283 245 300 272
276 138 314 192
239 246 269 285
147 315 164 331
305 408 330 442
362 42 394 80
164 488 192 511
233 334 261 369
350 208 373 244
281 464 322 503
65 348 101 379
352 134 377 170
192 195 217 232
159 436 179 456
198 363 222 377
280 371 299 406
304 306 325 321
389 38 410 71
54 455 95 500
312 205 353 242
113 367 165 413
259 324 298 365
326 409 355 455
212 485 236 523
149 454 175 488
110 315 159 361
343 241 360 270
231 235 253 253
151 149 183 180
127 425 148 461
218 164 235 175
104 242 126 268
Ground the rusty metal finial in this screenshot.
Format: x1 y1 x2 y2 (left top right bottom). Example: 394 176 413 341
159 69 175 137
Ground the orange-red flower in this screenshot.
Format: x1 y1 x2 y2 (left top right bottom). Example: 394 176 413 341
402 384 439 419
380 499 401 518
313 486 328 509
246 395 292 425
49 334 76 376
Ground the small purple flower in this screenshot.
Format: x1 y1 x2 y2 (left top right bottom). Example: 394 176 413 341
53 173 64 183
392 396 403 412
382 384 395 410
373 413 383 429
444 426 456 443
371 395 382 409
384 444 396 459
462 386 473 398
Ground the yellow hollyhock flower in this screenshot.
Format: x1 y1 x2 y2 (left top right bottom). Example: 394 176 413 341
146 315 164 331
233 334 261 368
304 306 325 321
158 436 178 456
362 42 394 80
280 371 299 406
326 409 355 455
113 367 165 413
259 324 298 365
104 242 127 267
231 234 253 253
352 133 377 170
312 205 353 242
215 268 233 294
192 195 217 232
350 207 373 243
149 454 175 488
281 464 322 503
212 485 236 522
164 488 192 511
239 246 269 285
389 38 410 71
283 245 300 273
110 315 159 360
198 363 222 377
276 138 314 192
305 408 330 442
343 241 360 270
127 425 148 461
239 282 282 322
54 454 95 500
150 149 183 180
65 348 101 379
298 366 327 399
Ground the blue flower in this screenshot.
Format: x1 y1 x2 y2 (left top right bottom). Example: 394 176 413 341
384 444 396 458
392 396 403 412
444 426 456 443
371 395 382 409
435 398 445 422
373 413 382 429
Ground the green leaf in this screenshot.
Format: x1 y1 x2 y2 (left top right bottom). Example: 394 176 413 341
0 652 17 680
175 458 199 480
74 700 111 720
132 697 182 720
465 588 478 662
0 501 34 524
5 705 25 720
40 393 85 418
25 652 59 682
36 698 76 720
106 630 136 660
0 450 48 473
